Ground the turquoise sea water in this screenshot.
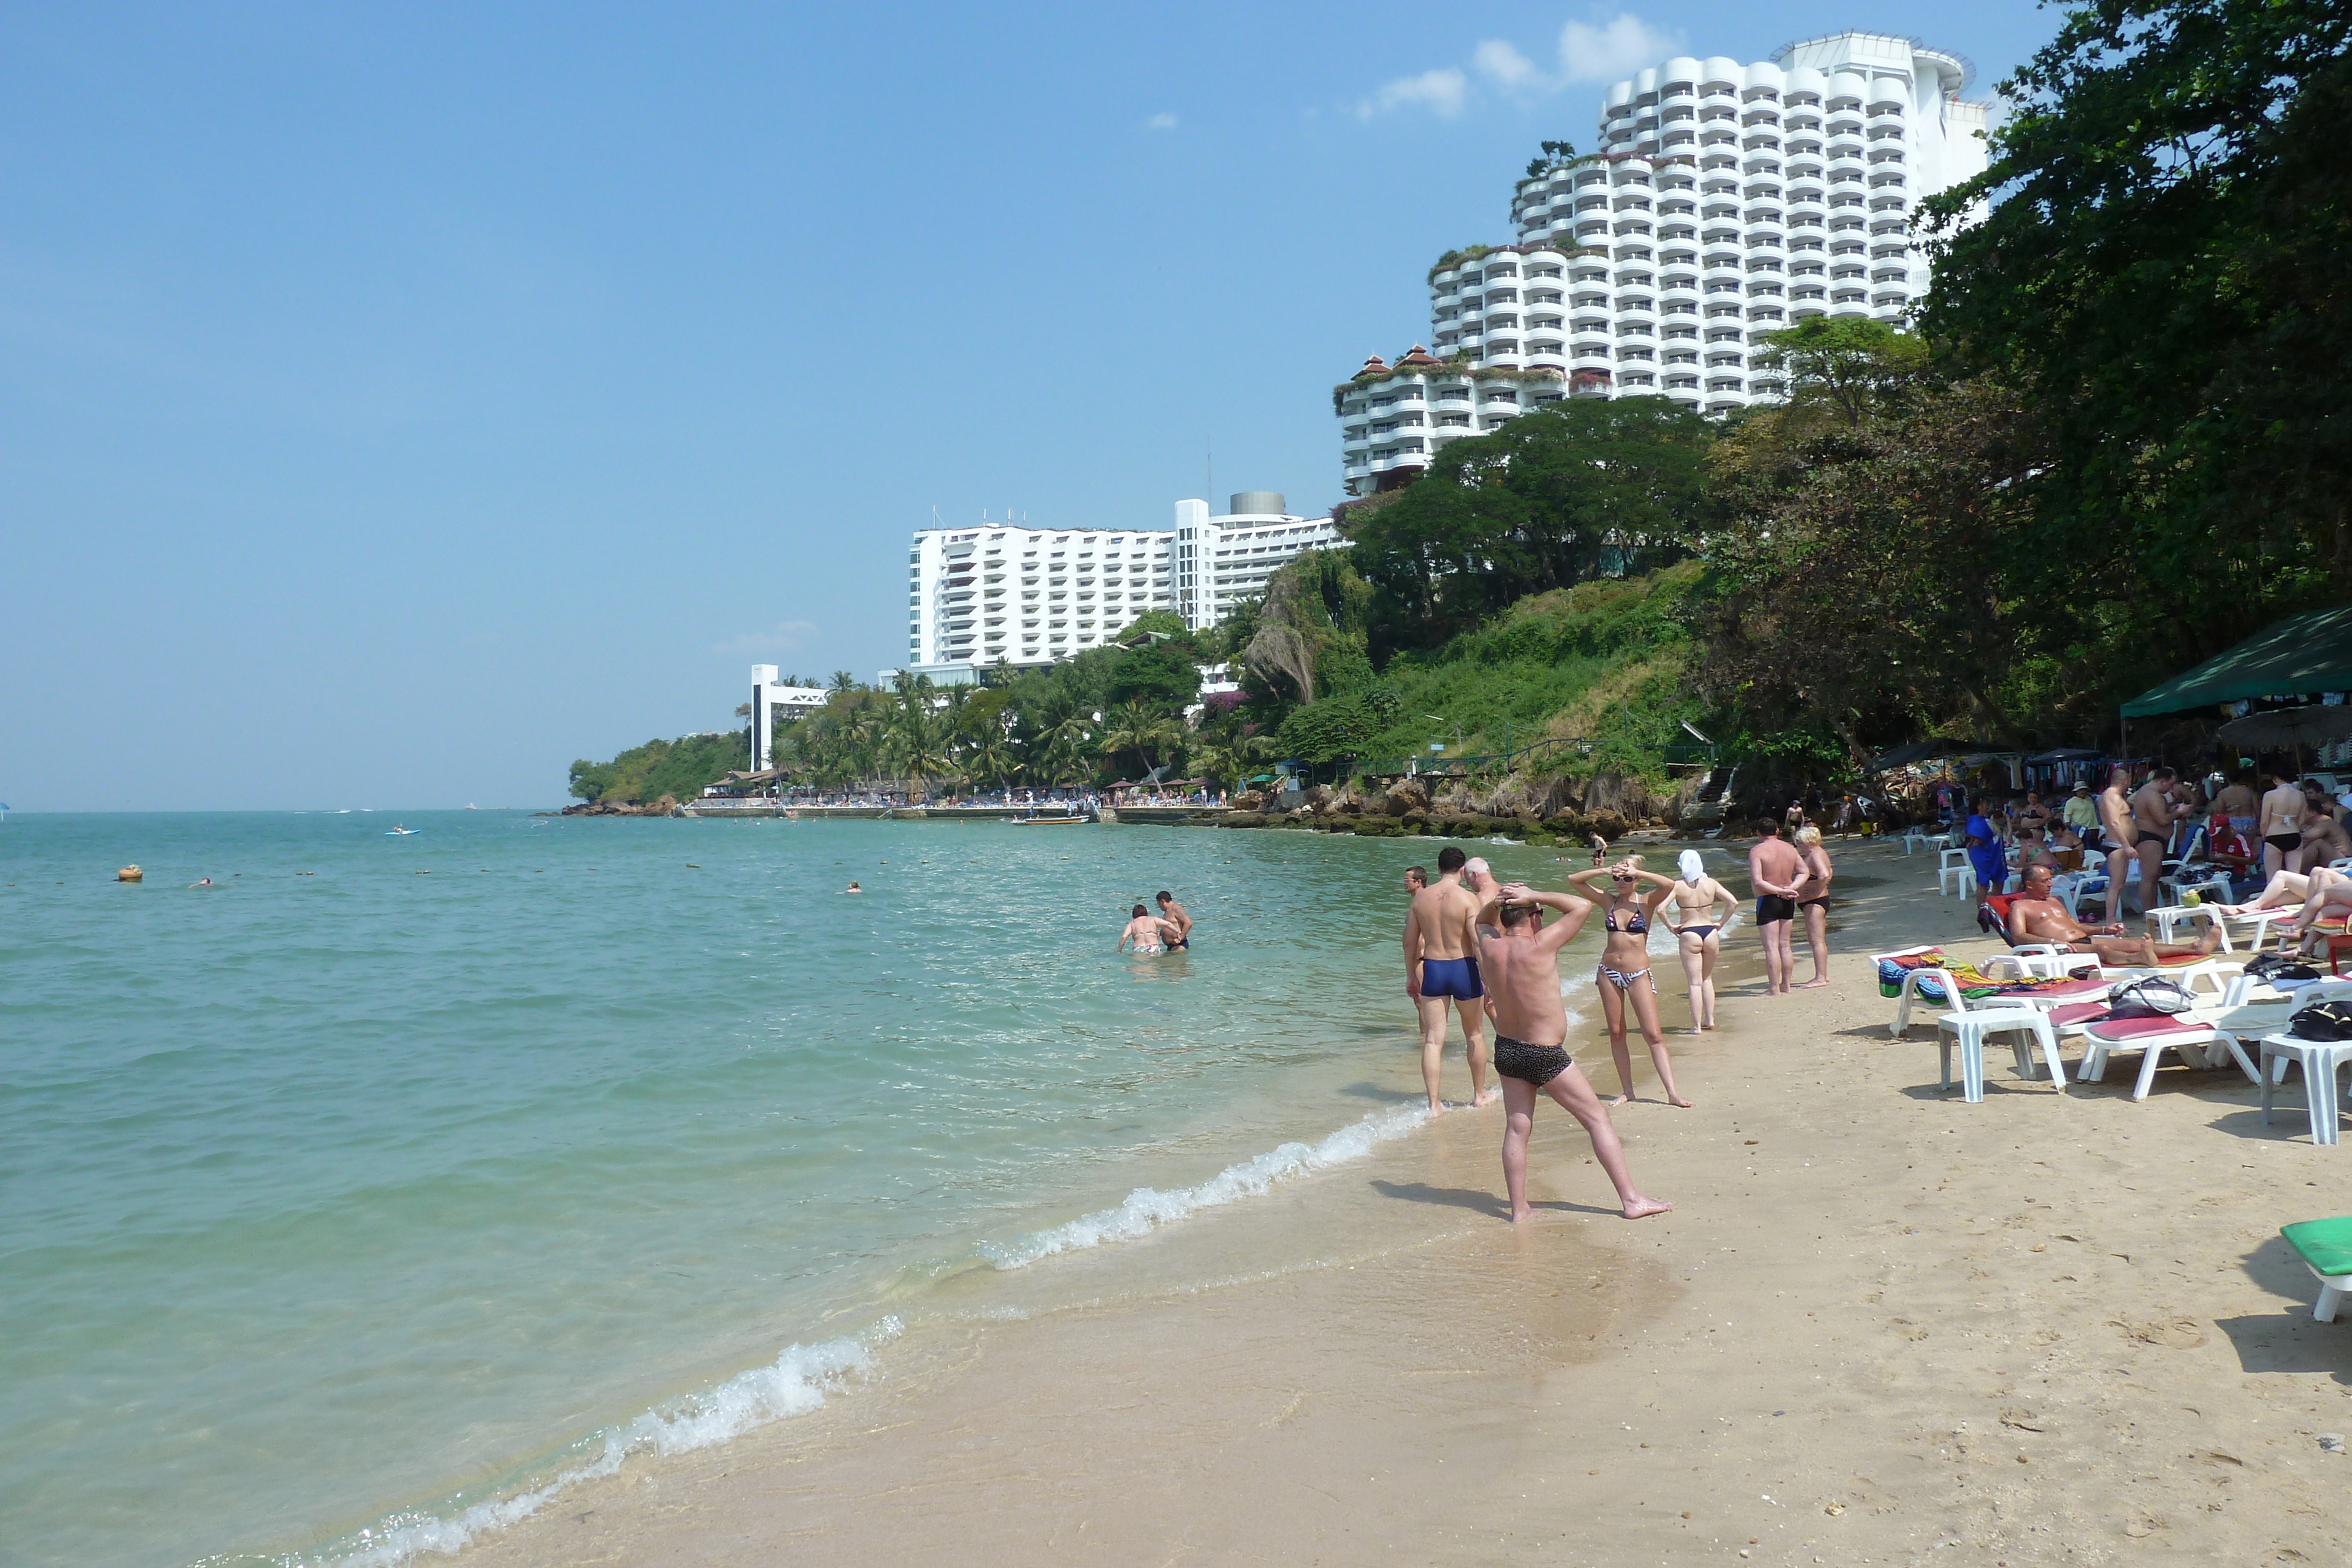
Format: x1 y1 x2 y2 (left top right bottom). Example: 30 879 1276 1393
2 811 1506 1568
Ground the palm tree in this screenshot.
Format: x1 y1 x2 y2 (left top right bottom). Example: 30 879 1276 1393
1099 700 1182 780
967 728 1018 793
884 689 950 798
829 670 858 694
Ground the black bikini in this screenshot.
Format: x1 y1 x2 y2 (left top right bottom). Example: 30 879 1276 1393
1604 904 1648 935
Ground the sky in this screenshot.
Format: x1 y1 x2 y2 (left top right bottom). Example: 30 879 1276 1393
1 2 2067 810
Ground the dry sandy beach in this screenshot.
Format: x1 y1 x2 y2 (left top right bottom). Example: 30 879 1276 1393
460 840 2351 1567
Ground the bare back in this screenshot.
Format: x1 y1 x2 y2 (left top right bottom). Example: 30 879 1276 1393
1749 837 1802 892
1406 880 1477 961
2261 783 2304 837
1671 876 1732 922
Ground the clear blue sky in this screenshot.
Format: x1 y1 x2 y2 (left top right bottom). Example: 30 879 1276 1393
0 2 2062 810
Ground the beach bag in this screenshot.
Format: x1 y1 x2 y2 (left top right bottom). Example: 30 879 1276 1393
2105 978 2194 1019
2288 1000 2352 1041
2246 952 2323 983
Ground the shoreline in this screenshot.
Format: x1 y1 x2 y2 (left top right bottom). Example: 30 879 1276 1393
436 838 2350 1567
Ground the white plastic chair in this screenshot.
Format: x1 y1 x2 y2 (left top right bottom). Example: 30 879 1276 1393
1940 997 2066 1102
1892 975 2065 1101
1900 828 1945 855
1937 848 1976 898
2260 1034 2352 1145
2149 901 2234 945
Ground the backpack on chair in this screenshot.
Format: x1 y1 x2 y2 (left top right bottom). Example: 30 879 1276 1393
2288 999 2352 1041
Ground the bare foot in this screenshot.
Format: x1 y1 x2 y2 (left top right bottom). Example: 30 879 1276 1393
1621 1195 1673 1219
1472 1088 1500 1108
1605 1092 1630 1107
1668 1095 1693 1108
1509 1204 1535 1223
1426 1100 1446 1115
1799 977 1830 989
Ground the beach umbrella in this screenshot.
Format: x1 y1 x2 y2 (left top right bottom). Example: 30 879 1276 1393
2216 706 2352 748
2216 705 2352 777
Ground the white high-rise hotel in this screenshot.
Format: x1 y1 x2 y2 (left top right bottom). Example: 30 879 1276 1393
903 495 1341 677
1339 32 1988 494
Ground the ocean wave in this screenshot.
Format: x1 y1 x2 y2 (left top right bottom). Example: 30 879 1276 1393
981 1102 1432 1269
309 1318 900 1568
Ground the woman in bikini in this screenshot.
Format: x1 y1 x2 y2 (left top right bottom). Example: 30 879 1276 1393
1566 857 1692 1108
1663 848 1736 1033
1790 824 1835 988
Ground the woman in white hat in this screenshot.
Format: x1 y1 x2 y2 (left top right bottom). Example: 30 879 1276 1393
1663 849 1736 1032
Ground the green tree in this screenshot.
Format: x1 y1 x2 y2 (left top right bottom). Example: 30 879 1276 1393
1917 0 2352 670
1348 396 1713 656
1098 699 1182 778
1750 316 1929 426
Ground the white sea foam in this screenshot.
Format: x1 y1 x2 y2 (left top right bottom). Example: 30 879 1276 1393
982 1102 1432 1269
315 1319 900 1568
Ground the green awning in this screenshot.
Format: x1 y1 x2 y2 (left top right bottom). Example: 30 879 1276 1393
2120 607 2352 717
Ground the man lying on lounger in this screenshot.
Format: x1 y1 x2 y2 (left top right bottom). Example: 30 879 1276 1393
2006 864 2224 967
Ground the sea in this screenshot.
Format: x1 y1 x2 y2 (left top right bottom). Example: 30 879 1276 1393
0 810 1733 1568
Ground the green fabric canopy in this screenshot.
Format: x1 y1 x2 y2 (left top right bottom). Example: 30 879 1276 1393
2120 607 2352 717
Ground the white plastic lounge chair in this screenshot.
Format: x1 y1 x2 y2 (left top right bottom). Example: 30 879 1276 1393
2280 1218 2352 1320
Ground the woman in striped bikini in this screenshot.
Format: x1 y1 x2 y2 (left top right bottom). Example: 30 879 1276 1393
1566 857 1692 1109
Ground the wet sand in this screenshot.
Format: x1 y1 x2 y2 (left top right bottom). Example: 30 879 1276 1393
459 839 2352 1566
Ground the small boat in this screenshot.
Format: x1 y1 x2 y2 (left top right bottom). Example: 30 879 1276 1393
386 826 420 836
1011 813 1090 826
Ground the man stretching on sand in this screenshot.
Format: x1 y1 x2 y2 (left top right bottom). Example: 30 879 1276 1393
2006 864 2225 965
1404 845 1494 1112
1748 821 1805 995
1155 890 1192 950
1477 881 1671 1222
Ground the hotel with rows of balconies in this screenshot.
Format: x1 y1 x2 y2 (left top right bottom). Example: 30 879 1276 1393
902 496 1341 680
1339 31 1988 495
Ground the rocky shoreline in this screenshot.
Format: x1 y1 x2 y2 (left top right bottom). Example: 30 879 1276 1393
1212 770 1704 846
556 793 683 817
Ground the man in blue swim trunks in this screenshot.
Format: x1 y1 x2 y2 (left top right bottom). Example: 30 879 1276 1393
1404 845 1495 1114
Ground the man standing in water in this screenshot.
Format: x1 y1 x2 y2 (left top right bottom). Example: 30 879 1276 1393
1154 890 1192 950
1404 845 1494 1112
1478 881 1671 1222
1404 865 1426 897
1748 821 1805 995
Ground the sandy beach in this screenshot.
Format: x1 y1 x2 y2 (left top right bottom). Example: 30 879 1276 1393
456 837 2352 1567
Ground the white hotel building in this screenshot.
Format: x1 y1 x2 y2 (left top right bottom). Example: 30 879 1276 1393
901 494 1341 679
1340 31 1988 494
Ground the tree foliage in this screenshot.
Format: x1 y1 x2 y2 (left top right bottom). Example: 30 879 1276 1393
1348 396 1713 656
1918 0 2352 665
569 731 750 803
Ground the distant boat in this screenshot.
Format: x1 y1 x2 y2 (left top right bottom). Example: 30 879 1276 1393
1011 814 1089 827
387 825 420 836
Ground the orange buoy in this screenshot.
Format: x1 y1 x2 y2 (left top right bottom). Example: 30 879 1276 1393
117 865 143 882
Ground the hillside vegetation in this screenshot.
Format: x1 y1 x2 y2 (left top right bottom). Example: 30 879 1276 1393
568 732 748 804
567 2 2352 808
